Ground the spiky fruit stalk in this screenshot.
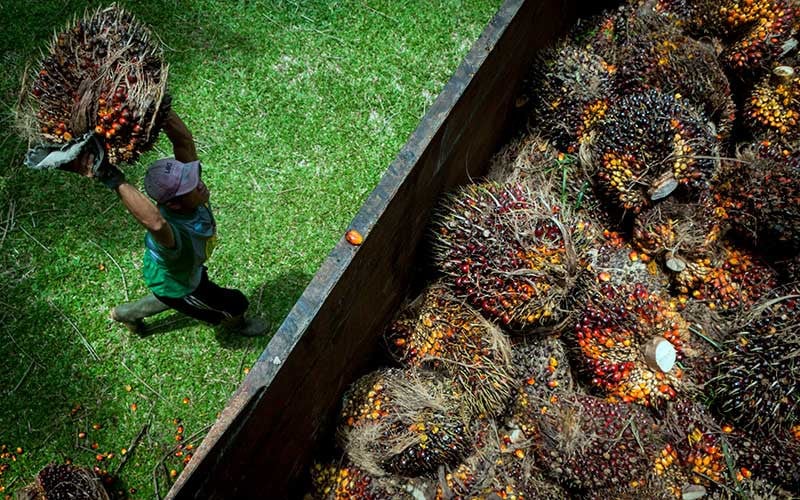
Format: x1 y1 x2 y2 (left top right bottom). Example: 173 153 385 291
708 292 800 436
587 89 719 213
386 285 514 418
337 369 472 478
431 181 594 333
525 393 665 491
530 42 617 153
23 4 169 165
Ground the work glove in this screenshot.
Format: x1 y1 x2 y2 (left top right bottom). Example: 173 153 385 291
95 163 126 190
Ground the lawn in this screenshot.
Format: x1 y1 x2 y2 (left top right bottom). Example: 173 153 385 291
0 0 501 497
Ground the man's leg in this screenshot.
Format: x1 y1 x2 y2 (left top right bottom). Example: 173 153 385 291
155 268 268 336
111 294 170 333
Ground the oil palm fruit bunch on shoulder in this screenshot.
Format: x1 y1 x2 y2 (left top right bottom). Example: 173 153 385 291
585 88 720 213
615 27 735 142
337 369 472 478
744 65 800 142
21 4 169 166
708 291 800 437
691 0 799 75
713 150 800 255
385 284 514 418
570 265 695 406
431 180 595 333
18 463 109 500
307 460 426 500
530 42 618 153
527 393 665 492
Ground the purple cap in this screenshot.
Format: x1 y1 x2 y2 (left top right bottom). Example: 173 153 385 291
144 158 200 203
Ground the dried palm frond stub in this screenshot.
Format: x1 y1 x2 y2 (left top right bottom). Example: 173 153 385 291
18 463 109 500
572 280 694 405
21 4 169 166
307 459 429 500
714 152 800 255
385 285 514 418
627 0 697 31
708 292 800 436
671 242 779 312
615 28 735 142
526 393 665 491
632 194 725 277
583 229 669 292
586 89 719 213
744 65 800 141
337 369 471 478
693 0 799 74
434 421 568 500
530 42 618 153
431 181 594 333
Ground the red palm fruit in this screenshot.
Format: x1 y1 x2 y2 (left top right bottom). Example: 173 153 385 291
385 284 514 418
337 369 471 478
708 291 800 437
431 180 595 333
587 89 720 213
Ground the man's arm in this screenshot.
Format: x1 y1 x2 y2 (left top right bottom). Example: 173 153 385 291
70 152 176 248
162 110 198 163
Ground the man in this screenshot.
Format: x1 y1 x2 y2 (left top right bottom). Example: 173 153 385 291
74 110 267 336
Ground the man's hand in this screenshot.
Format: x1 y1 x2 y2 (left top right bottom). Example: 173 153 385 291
67 150 95 177
68 151 125 190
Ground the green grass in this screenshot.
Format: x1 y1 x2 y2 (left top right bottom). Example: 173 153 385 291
0 0 501 497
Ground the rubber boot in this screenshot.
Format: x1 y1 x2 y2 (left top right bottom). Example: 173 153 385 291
110 294 170 333
220 315 269 337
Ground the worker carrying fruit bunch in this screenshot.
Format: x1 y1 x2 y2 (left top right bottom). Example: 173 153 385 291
20 5 267 336
70 111 268 336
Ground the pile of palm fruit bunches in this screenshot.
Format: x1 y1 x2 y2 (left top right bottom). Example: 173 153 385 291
306 1 800 498
19 4 169 167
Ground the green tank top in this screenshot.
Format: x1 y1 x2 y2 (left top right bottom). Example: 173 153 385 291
142 203 217 298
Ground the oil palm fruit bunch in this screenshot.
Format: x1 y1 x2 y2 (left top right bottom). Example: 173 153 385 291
506 336 576 442
726 427 800 492
431 180 594 333
527 393 665 492
22 4 169 166
692 0 799 74
385 285 514 418
713 151 800 255
433 421 568 500
671 241 779 312
337 369 472 478
488 134 613 229
19 463 109 500
586 89 719 213
615 28 735 142
660 397 738 491
744 65 800 142
632 194 725 279
307 460 425 500
530 42 618 153
707 292 800 437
